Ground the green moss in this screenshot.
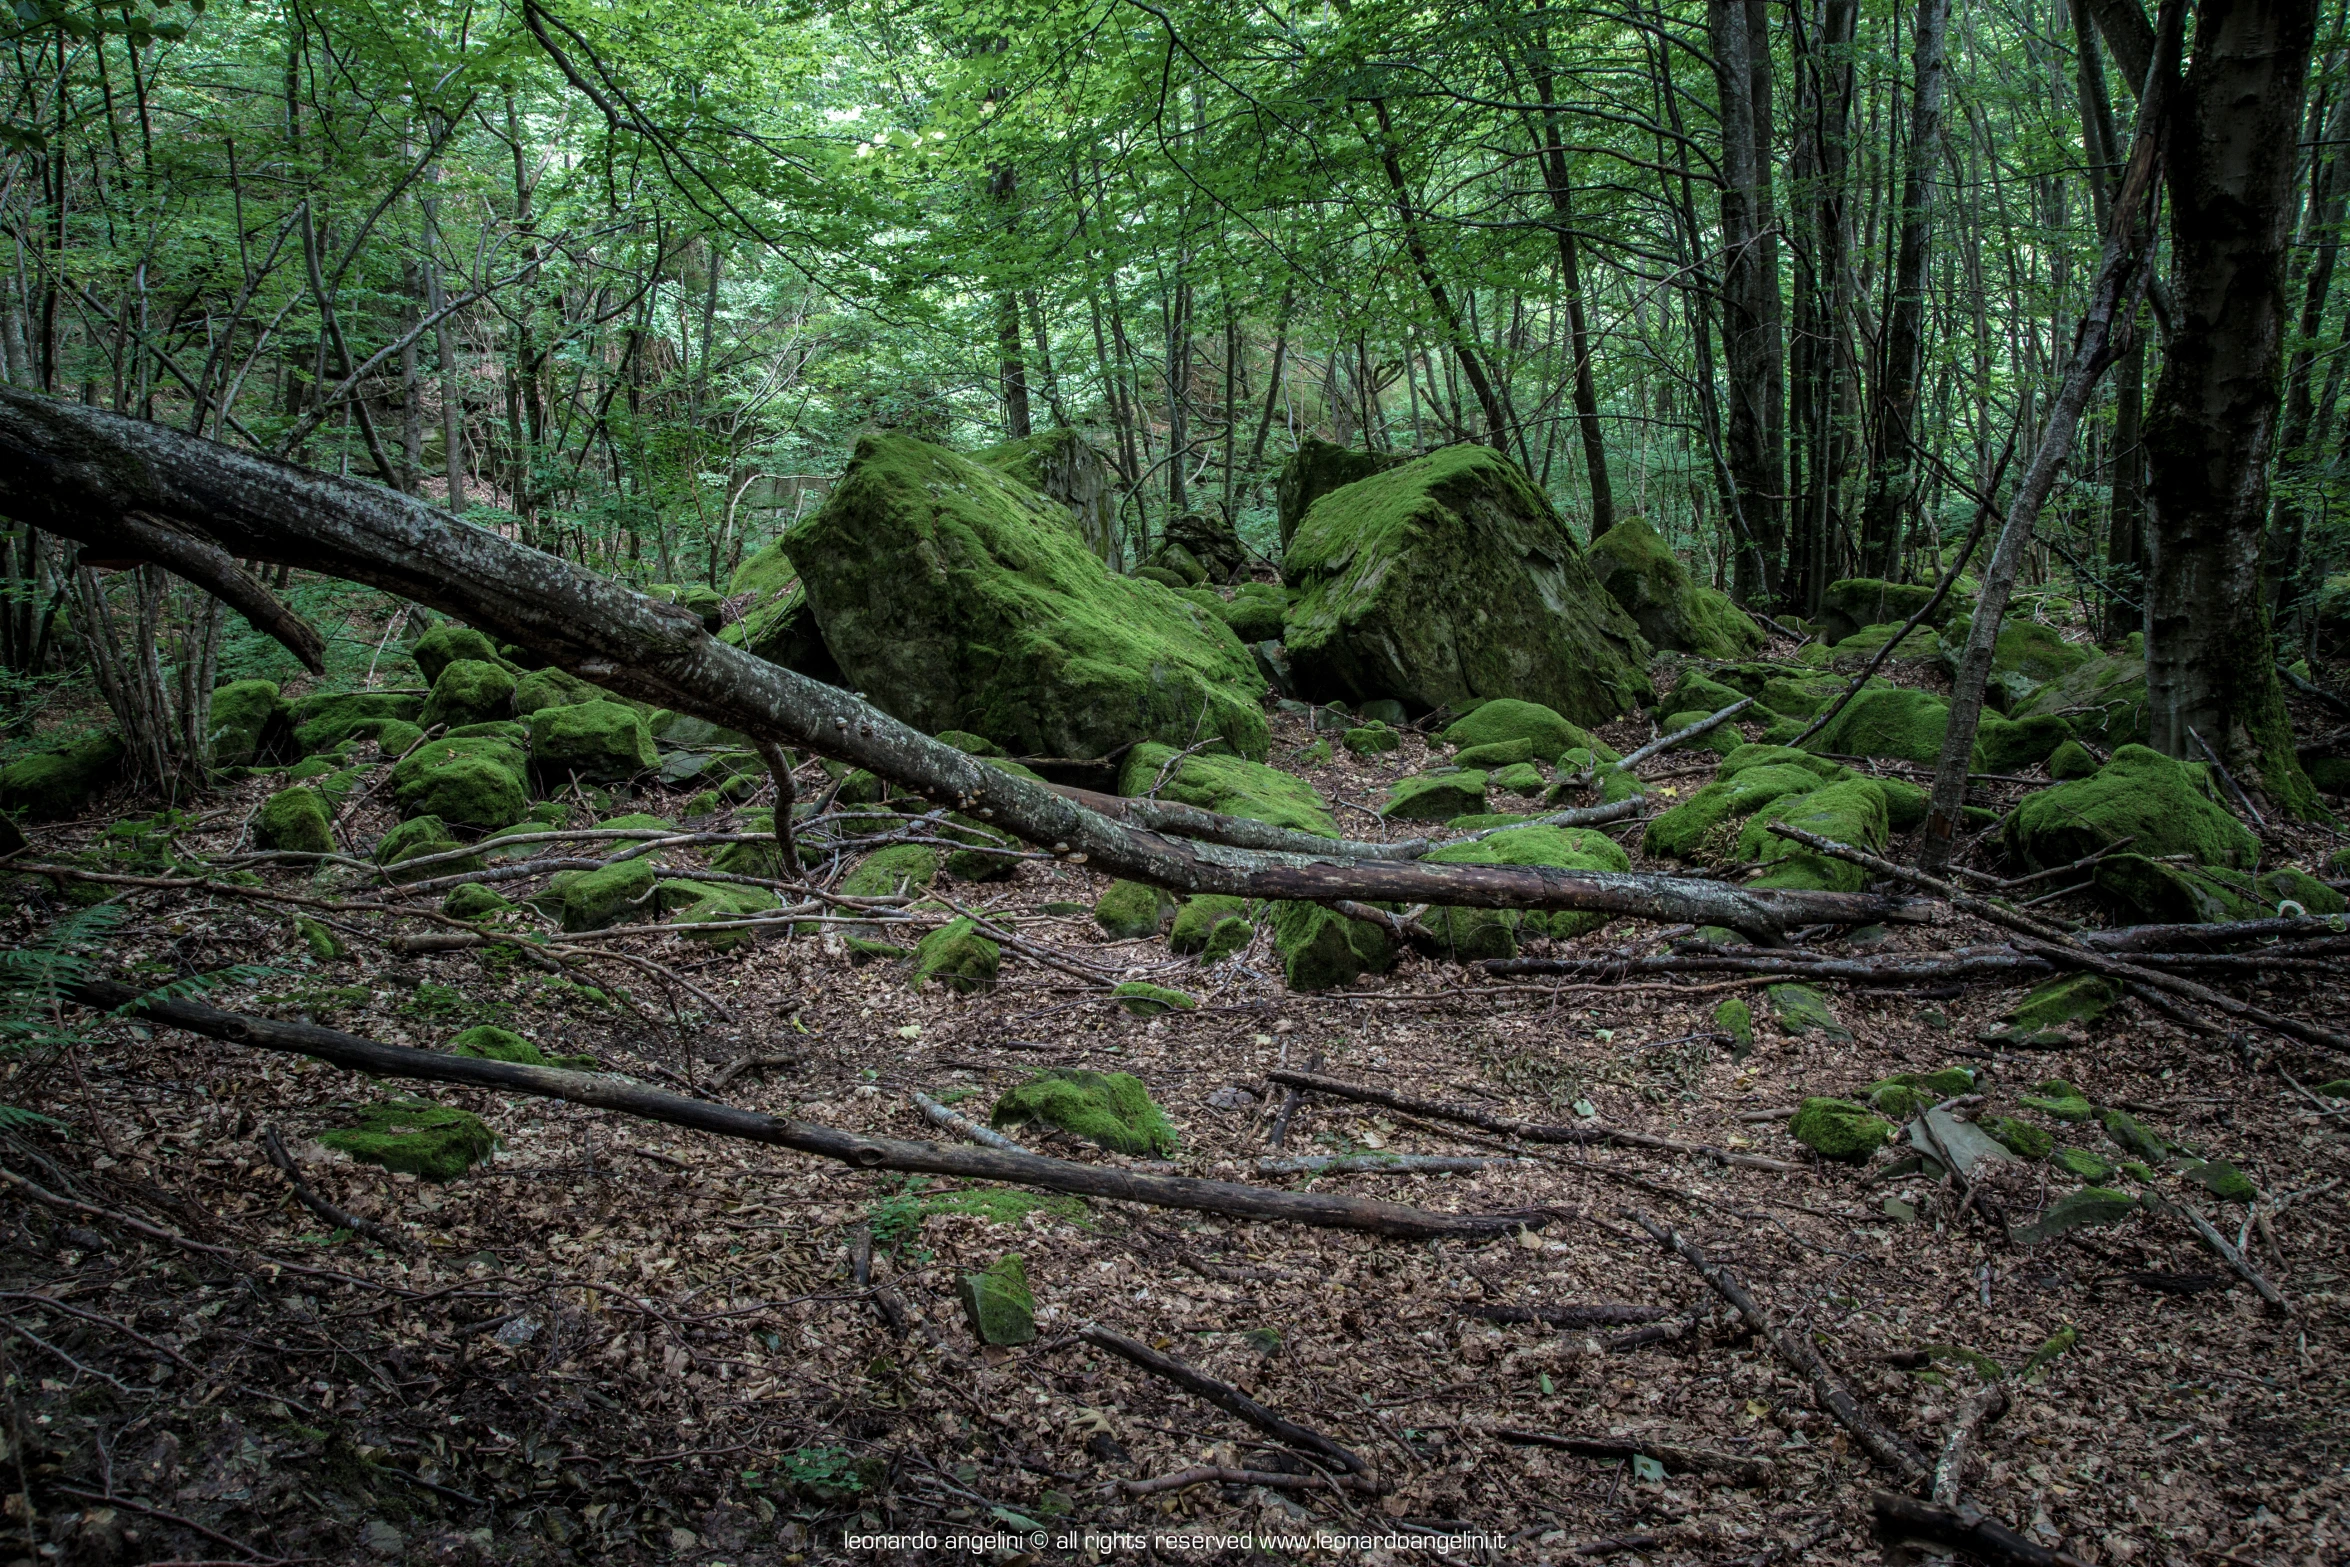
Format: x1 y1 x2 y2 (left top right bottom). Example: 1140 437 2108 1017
512 666 602 717
1661 667 1763 723
1382 770 1487 821
1269 899 1396 991
2049 1146 2114 1182
293 916 344 960
1298 738 1334 765
1789 1097 1894 1161
2182 1159 2257 1203
1113 981 1197 1016
0 733 127 820
1865 1067 1977 1119
1644 763 1828 861
2009 646 2148 750
2100 1108 2168 1161
957 1253 1038 1346
1489 761 1546 797
445 1024 594 1068
787 433 1267 760
207 680 283 766
1976 713 2073 772
991 1068 1176 1155
658 878 781 947
388 731 530 831
2047 740 2100 780
1217 585 1290 643
1737 779 1892 891
418 659 515 729
1816 579 1963 643
1276 437 1407 553
411 624 510 685
375 815 476 883
256 787 336 855
1586 516 1762 658
841 844 938 899
2005 745 2258 873
1442 699 1619 763
942 813 1021 882
555 858 656 932
1714 997 1754 1055
1094 879 1174 938
2090 855 2346 924
441 883 512 920
1283 446 1650 723
1119 743 1338 837
2012 1187 2136 1243
1768 983 1850 1039
2005 975 2121 1032
913 918 1000 992
1170 894 1250 955
1426 824 1631 946
937 728 1006 756
1719 743 1849 781
1943 620 2097 711
287 691 423 755
528 701 657 783
1801 686 1957 765
318 1099 495 1182
1198 916 1254 962
2023 1080 2097 1122
1660 710 1744 759
1831 622 1942 661
1454 736 1535 769
1981 1116 2055 1160
1343 723 1401 756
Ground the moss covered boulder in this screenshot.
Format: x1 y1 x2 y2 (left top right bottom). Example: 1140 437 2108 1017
1382 770 1487 821
1454 736 1535 769
418 659 516 730
1218 583 1292 644
1864 1067 1976 1119
1587 516 1762 658
2009 642 2148 750
548 858 655 932
2003 744 2257 873
1831 622 1942 662
1789 1097 1895 1162
288 690 423 755
256 786 336 855
1442 699 1620 764
1343 722 1402 756
1801 686 1952 765
2046 739 2101 780
991 1068 1176 1155
1095 879 1175 938
411 624 510 685
1735 779 1892 891
390 733 530 831
1113 981 1197 1017
319 1099 495 1182
375 815 476 883
1976 713 2074 772
1943 620 2096 710
0 733 127 820
513 666 602 717
2090 854 2345 924
2023 1079 2096 1122
913 918 1000 991
1662 710 1743 759
841 843 939 899
207 680 284 767
441 883 512 920
717 541 845 682
1645 763 1830 861
1816 579 1961 645
786 433 1266 759
528 701 656 783
1275 437 1407 554
957 1252 1039 1346
981 427 1122 563
1767 983 1850 1039
1270 899 1396 991
1423 823 1632 953
657 878 781 947
1282 445 1650 723
1119 743 1337 837
1171 893 1252 953
447 1024 593 1068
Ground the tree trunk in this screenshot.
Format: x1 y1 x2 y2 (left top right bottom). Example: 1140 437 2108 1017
2141 0 2321 818
1530 56 1615 535
1857 0 1953 579
2264 89 2348 629
998 290 1031 440
1790 0 1858 612
1708 0 1786 601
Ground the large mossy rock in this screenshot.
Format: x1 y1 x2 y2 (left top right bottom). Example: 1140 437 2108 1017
957 1253 1039 1346
319 1099 496 1182
1798 685 2066 771
375 815 477 883
2003 744 2257 873
390 733 530 830
787 433 1266 759
528 701 656 783
1118 743 1337 837
1735 779 1893 892
1789 1097 1895 1162
2009 640 2148 750
981 428 1122 564
207 680 283 767
657 878 782 947
1275 437 1406 554
913 917 1001 991
1281 445 1650 725
554 858 656 932
991 1068 1176 1156
1094 879 1175 938
419 659 516 729
1381 770 1487 821
1170 894 1252 956
1816 578 1964 645
718 540 845 683
288 690 422 755
840 843 939 898
1423 824 1632 953
1440 698 1620 764
2091 854 2345 924
410 624 510 686
1270 899 1396 991
512 666 602 717
255 786 336 855
1586 517 1762 659
1941 620 2096 711
1645 763 1833 861
0 733 126 820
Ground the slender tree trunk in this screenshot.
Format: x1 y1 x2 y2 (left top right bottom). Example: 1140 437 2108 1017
998 291 1031 440
1532 60 1615 535
1708 0 1786 601
2265 89 2348 627
1791 0 1857 612
1027 291 1069 428
424 194 465 515
2142 0 2322 816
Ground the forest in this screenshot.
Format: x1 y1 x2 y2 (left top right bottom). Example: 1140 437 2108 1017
1 0 2347 1561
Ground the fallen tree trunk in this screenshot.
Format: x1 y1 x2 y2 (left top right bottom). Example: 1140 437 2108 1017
0 390 1922 943
65 979 1550 1240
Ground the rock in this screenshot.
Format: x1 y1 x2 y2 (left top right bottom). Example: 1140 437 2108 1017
255 786 336 855
2089 854 2344 924
441 884 512 920
553 858 656 932
2004 744 2258 874
2011 1187 2137 1244
1714 997 1754 1056
513 666 603 717
288 690 423 755
1660 709 1744 759
1865 1067 1977 1118
1094 879 1175 938
1788 1097 1894 1161
1424 824 1631 950
1270 899 1396 991
1906 1108 2015 1181
2183 1159 2257 1203
1490 761 1546 797
1359 698 1409 725
1275 437 1405 554
840 844 939 899
655 878 780 945
296 916 345 960
1442 698 1619 764
418 658 516 730
1170 894 1250 955
2100 1108 2168 1161
1219 583 1291 643
207 679 284 766
1454 736 1536 769
1661 666 1765 721
1113 981 1197 1016
1343 722 1402 756
1815 578 1964 645
319 1099 495 1182
2050 1147 2117 1182
1133 564 1189 590
647 581 726 631
1981 1116 2055 1160
980 427 1122 563
375 815 477 883
991 1068 1177 1155
446 1024 585 1067
1941 619 2096 712
1282 445 1650 723
1381 770 1487 821
410 624 509 685
1736 779 1894 891
1799 686 1949 764
2001 975 2121 1035
1830 621 1941 662
1198 916 1254 962
390 733 530 830
0 732 127 820
528 701 657 783
2022 1079 2096 1122
718 541 844 682
1159 510 1248 584
1585 516 1763 658
1644 763 1829 861
2008 640 2148 750
1767 983 1850 1039
2046 739 2100 779
913 918 1000 992
371 719 425 759
957 1253 1038 1346
1119 743 1338 836
789 433 1266 759
1975 712 2074 772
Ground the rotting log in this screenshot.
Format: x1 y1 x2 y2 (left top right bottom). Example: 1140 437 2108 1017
0 390 1923 943
65 979 1548 1240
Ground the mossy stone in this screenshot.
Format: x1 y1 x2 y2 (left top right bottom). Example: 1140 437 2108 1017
1269 899 1396 991
389 732 530 831
375 815 477 883
1644 763 1828 861
1768 983 1850 1039
1586 515 1762 658
1113 981 1197 1016
441 883 513 920
1713 997 1754 1056
2009 642 2149 751
1275 437 1407 553
372 719 426 759
318 1099 495 1182
1661 710 1743 759
2100 1108 2168 1161
1719 743 1849 782
557 858 657 932
1119 743 1337 837
841 844 938 899
1283 446 1651 724
1442 698 1619 763
1299 738 1334 766
1425 824 1631 948
1487 761 1545 797
2089 855 2345 924
0 733 127 820
1170 894 1250 955
1218 585 1290 643
2005 975 2121 1033
1198 915 1254 963
2046 739 2101 780
913 918 1000 992
513 666 602 717
1095 879 1175 938
419 659 516 730
1981 1116 2055 1160
448 1025 551 1065
991 1068 1176 1155
1815 578 1958 644
2184 1159 2257 1203
1789 1097 1895 1161
943 814 1022 882
2004 744 2257 874
207 680 283 767
1943 619 2095 711
256 786 336 855
1454 737 1535 769
411 624 510 685
937 728 1007 756
529 701 657 783
1976 712 2074 773
1830 621 1941 662
2012 1186 2136 1243
657 878 781 946
958 1253 1038 1346
1661 667 1766 724
788 433 1267 760
1134 564 1189 590
1737 779 1892 892
2051 1146 2116 1181
288 690 422 755
1343 723 1402 756
1864 1067 1977 1119
2022 1080 2096 1122
1381 770 1488 821
1801 686 1956 765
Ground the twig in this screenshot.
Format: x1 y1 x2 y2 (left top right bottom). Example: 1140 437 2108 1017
847 1223 909 1336
1932 1383 2010 1505
1116 1463 1372 1497
912 1090 1031 1154
2188 727 2267 828
1081 1325 1374 1478
1871 1492 2087 1567
1267 1050 1320 1149
48 1484 289 1564
1255 1153 1518 1176
1576 698 1756 784
259 1128 413 1251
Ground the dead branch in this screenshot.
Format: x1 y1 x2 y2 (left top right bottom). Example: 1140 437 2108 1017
1080 1324 1373 1479
1115 1463 1372 1497
911 1089 1031 1154
847 1223 910 1336
259 1127 412 1252
1871 1492 2088 1567
1932 1384 2009 1506
1255 1153 1518 1176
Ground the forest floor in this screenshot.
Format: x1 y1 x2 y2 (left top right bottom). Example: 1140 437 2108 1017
2 615 2347 1567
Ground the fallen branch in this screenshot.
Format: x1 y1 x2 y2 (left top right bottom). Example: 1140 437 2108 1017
67 979 1552 1240
1932 1384 2009 1506
1484 1426 1775 1489
1570 699 1756 787
912 1089 1031 1154
1080 1324 1372 1479
847 1222 910 1336
1871 1492 2087 1567
259 1127 412 1252
1115 1463 1372 1497
1255 1153 1517 1176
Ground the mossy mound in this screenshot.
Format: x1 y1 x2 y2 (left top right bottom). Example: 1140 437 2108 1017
2004 745 2258 873
553 858 656 932
991 1069 1176 1156
1441 698 1620 764
1816 578 1962 644
2183 1159 2257 1203
2022 1080 2096 1122
375 815 476 883
318 1099 495 1182
255 786 336 855
1767 983 1850 1039
2009 643 2148 750
2004 975 2121 1033
2100 1108 2169 1162
1095 879 1175 938
513 666 602 717
1736 780 1892 892
446 1024 594 1069
528 701 656 783
2047 740 2101 780
1169 895 1251 955
1454 736 1535 769
1586 516 1762 659
372 719 425 759
1661 710 1744 759
1864 1067 1976 1119
1112 981 1197 1017
1981 1116 2055 1161
1976 713 2074 773
2051 1147 2117 1182
0 733 127 820
787 433 1266 760
1644 763 1828 861
957 1253 1038 1346
1118 743 1338 837
288 690 422 755
1283 445 1650 724
1270 899 1396 991
1801 686 1952 765
914 918 1000 992
1343 723 1402 756
1830 622 1941 662
419 659 516 730
1661 667 1763 722
657 879 781 946
1719 743 1847 782
980 427 1123 564
411 624 510 685
441 883 513 920
841 844 939 899
207 680 284 767
1942 619 2096 711
646 582 726 631
1217 584 1291 643
2089 855 2344 924
717 542 842 682
1382 770 1487 821
1789 1097 1894 1161
1275 437 1407 554
2012 1186 2136 1243
389 734 530 832
937 728 1007 756
1425 824 1631 950
1490 761 1546 797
